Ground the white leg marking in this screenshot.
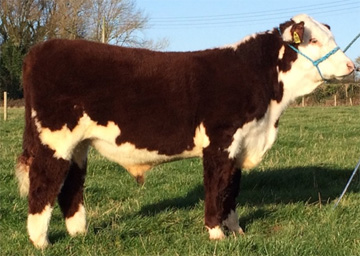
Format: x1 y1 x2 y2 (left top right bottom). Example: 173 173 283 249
15 162 30 197
222 210 244 235
27 204 53 249
207 226 225 240
65 204 87 236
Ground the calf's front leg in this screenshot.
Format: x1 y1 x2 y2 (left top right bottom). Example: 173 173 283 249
203 146 244 239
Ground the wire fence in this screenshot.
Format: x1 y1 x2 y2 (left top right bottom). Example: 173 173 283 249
293 82 360 107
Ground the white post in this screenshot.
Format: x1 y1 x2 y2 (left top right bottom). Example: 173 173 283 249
102 17 105 43
345 84 349 105
334 95 337 106
3 91 7 121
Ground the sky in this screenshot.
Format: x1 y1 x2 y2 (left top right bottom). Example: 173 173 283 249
135 0 360 62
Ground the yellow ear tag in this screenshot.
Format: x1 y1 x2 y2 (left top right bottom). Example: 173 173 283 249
293 32 301 44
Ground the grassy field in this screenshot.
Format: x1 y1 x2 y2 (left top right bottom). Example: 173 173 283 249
1 106 360 256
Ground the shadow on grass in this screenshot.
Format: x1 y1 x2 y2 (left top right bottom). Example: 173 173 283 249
140 184 205 216
137 166 360 226
238 165 359 205
48 231 68 245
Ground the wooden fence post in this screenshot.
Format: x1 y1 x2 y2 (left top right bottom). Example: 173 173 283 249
102 17 105 43
334 94 337 106
3 91 7 121
345 84 349 105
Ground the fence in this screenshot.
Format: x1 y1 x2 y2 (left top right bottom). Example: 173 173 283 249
294 83 360 107
3 91 7 120
2 83 360 120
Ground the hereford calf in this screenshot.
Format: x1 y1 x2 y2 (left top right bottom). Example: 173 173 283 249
16 14 354 248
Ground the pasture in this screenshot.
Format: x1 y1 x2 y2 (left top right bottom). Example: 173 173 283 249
1 106 360 255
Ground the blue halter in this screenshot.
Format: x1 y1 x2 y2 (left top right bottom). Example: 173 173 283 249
277 27 340 80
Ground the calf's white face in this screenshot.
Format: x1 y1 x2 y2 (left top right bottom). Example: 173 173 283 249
287 14 354 81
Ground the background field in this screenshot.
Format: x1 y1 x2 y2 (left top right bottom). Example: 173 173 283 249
1 106 360 256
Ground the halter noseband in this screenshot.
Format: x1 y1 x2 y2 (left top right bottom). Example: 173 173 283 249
277 27 340 81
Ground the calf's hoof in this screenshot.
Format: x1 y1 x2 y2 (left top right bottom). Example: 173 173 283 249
30 237 50 249
207 226 225 240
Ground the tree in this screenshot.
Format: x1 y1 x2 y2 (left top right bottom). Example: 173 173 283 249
0 0 53 98
0 41 24 98
44 0 92 40
87 0 148 46
0 0 55 48
1 0 160 99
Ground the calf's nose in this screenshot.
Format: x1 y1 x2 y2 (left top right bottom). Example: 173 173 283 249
347 61 355 72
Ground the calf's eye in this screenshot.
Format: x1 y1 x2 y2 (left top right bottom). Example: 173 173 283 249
310 38 318 44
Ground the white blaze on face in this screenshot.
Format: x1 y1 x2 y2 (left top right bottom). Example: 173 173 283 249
291 14 354 80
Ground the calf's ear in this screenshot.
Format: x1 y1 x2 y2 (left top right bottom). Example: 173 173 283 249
290 21 304 44
279 21 305 44
323 23 331 30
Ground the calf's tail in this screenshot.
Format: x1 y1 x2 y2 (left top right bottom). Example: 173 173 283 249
15 53 36 197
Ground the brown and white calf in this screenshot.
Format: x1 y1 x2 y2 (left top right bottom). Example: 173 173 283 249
16 14 354 248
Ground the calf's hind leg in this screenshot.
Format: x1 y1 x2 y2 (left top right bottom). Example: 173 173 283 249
58 144 88 237
27 145 70 249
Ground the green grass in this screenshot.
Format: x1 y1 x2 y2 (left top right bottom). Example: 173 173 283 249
1 106 360 255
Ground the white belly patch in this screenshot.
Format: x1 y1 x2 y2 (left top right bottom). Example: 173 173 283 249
32 109 210 172
92 122 210 168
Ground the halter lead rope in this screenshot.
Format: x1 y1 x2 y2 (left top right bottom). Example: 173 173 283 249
277 27 340 80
